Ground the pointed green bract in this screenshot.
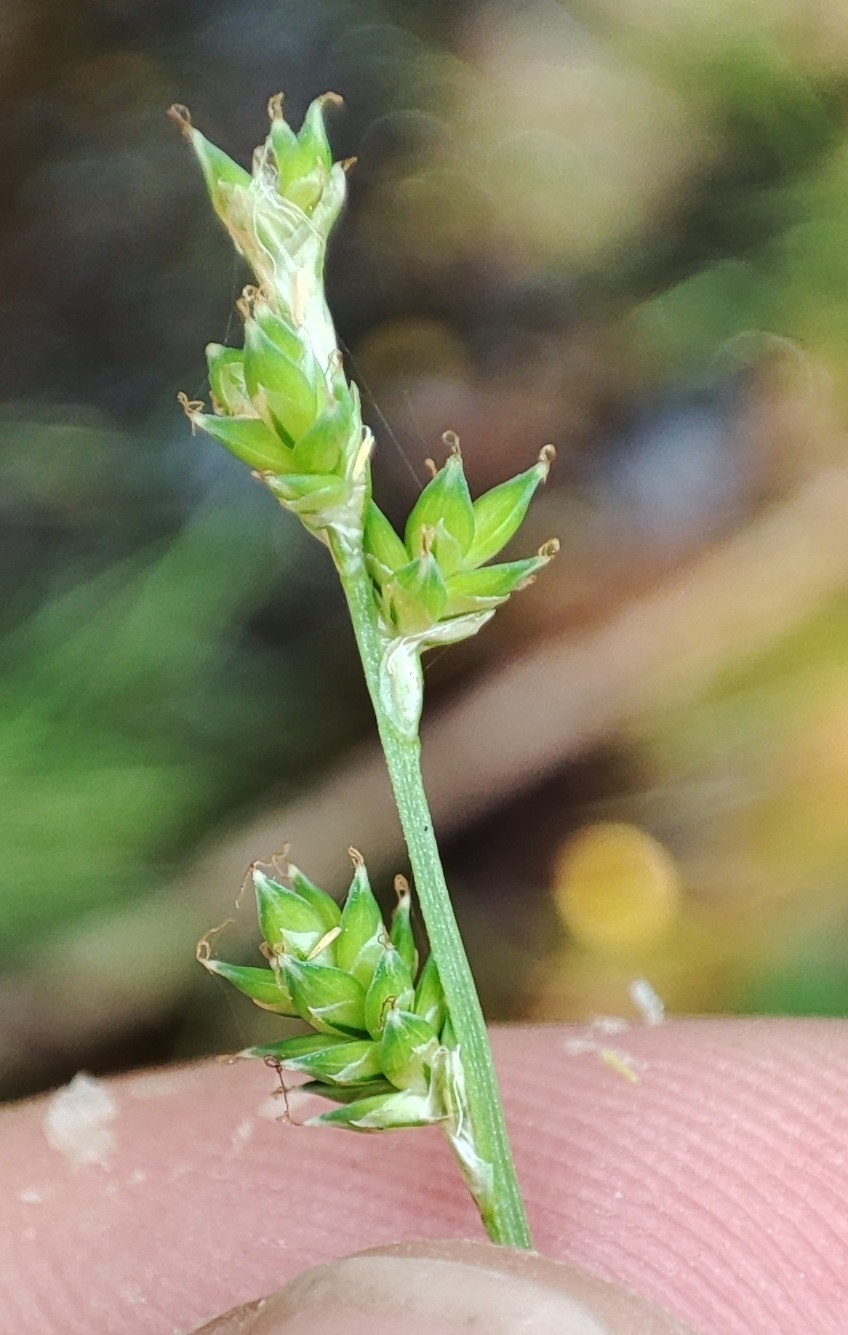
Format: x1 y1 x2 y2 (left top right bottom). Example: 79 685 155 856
409 608 496 651
247 1032 343 1062
465 446 555 568
405 448 475 565
387 553 448 634
309 160 347 243
172 110 252 227
364 945 416 1039
254 869 329 958
206 344 253 417
183 405 295 473
381 1008 440 1093
301 1078 396 1105
335 859 385 987
364 502 408 585
444 548 556 616
287 863 342 933
389 881 418 977
263 473 355 534
268 105 299 183
424 519 465 579
281 955 367 1036
297 97 335 172
265 1036 384 1086
413 953 447 1033
201 958 298 1015
250 295 310 369
308 1087 436 1132
271 94 337 214
441 1012 458 1050
291 395 353 475
244 318 322 445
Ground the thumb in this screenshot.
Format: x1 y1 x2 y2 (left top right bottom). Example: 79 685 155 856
192 1239 697 1334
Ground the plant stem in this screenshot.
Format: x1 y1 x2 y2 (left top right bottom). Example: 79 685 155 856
331 532 533 1250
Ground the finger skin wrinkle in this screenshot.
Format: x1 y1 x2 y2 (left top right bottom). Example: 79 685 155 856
0 1020 846 1334
1 1062 476 1335
509 1020 848 1334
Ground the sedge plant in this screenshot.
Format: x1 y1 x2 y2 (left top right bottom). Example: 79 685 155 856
171 93 557 1249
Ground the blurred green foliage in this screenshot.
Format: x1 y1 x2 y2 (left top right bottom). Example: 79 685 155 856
0 407 361 961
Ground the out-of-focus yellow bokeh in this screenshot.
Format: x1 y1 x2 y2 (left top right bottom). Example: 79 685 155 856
552 822 681 955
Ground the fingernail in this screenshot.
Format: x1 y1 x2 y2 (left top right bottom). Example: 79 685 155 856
194 1239 695 1334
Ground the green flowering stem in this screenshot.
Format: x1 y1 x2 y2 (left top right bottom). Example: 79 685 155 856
174 92 543 1251
329 529 533 1250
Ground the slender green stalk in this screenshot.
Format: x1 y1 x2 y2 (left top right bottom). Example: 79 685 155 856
331 532 533 1249
177 93 546 1251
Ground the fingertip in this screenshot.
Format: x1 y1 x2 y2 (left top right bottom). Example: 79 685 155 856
192 1240 696 1335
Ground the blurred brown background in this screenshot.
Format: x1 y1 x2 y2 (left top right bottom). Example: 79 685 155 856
4 0 848 1102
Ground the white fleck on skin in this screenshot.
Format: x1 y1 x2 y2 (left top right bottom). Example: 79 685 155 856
563 1035 599 1056
43 1072 118 1167
592 1015 631 1035
630 976 666 1026
256 1235 290 1251
230 1117 255 1152
18 1187 46 1204
118 1285 148 1308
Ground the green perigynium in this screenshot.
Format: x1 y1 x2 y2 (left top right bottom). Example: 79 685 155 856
178 92 558 1249
199 854 490 1203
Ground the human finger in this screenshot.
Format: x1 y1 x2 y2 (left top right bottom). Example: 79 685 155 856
194 1239 695 1334
2 1019 847 1334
